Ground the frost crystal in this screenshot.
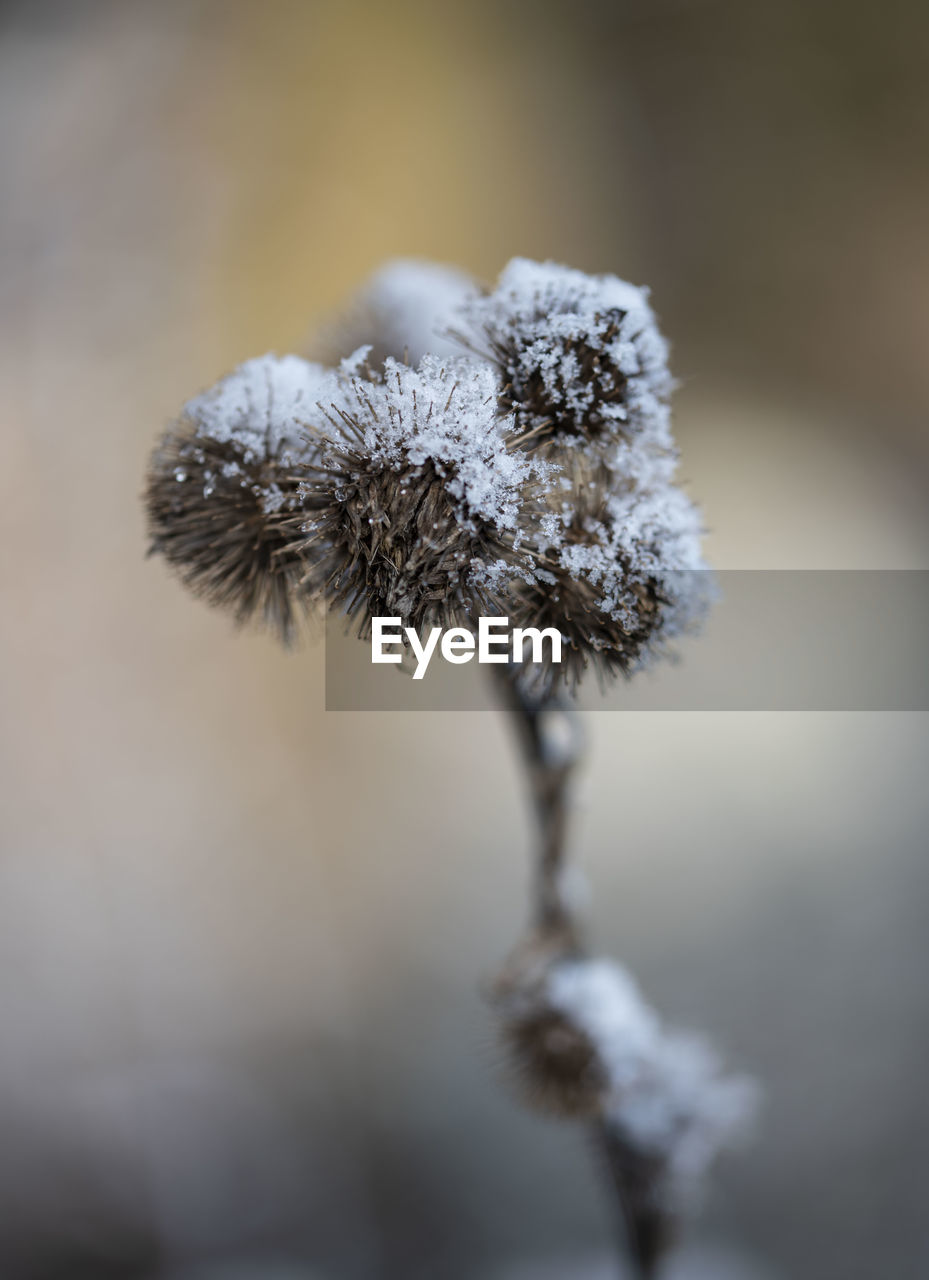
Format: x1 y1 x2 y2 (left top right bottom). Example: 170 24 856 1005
555 486 708 647
183 352 341 466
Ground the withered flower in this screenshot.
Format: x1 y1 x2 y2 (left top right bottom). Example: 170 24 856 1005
450 259 711 687
145 353 341 644
507 470 699 689
296 354 548 635
494 941 758 1277
454 257 674 453
142 259 752 1280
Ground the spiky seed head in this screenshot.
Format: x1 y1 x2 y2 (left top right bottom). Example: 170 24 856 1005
501 998 613 1117
308 258 479 369
511 467 708 690
297 355 547 636
492 931 611 1118
455 257 674 452
495 941 758 1265
145 354 341 644
144 258 711 690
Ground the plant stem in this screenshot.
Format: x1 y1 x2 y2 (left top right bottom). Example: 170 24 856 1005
493 668 584 941
493 667 666 1280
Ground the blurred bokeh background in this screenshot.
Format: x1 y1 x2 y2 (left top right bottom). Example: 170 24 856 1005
1 1 928 1277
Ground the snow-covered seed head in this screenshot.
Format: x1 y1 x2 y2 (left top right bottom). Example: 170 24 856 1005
511 473 708 690
297 355 542 635
494 945 758 1270
456 257 674 451
495 970 614 1118
145 259 710 687
309 258 480 369
513 494 662 690
145 354 339 644
495 943 659 1119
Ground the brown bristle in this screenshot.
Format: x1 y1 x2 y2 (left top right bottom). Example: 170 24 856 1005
491 310 634 447
297 447 523 637
145 421 316 645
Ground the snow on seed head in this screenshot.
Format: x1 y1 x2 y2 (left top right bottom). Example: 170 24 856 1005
494 944 757 1205
508 467 710 690
145 354 341 643
297 355 548 634
457 257 673 452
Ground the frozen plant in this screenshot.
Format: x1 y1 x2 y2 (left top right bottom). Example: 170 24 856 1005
495 937 757 1270
146 354 346 643
453 257 675 450
144 258 756 1278
297 353 551 634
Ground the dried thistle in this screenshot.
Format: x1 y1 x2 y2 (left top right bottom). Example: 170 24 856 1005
143 257 752 1280
494 938 758 1276
508 476 674 690
454 257 674 453
493 930 608 1118
296 354 548 636
444 258 711 690
145 354 340 643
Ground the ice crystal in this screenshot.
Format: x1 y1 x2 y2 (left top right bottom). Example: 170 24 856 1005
182 352 341 464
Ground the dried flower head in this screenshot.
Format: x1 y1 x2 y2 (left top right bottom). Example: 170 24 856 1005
145 354 339 643
297 354 546 634
444 257 710 687
145 257 710 691
494 944 758 1274
309 258 479 368
455 258 673 452
509 471 707 689
492 931 607 1117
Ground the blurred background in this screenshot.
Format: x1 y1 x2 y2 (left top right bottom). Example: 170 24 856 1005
1 1 928 1277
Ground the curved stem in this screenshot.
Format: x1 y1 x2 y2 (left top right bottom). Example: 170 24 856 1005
493 667 664 1280
492 667 585 939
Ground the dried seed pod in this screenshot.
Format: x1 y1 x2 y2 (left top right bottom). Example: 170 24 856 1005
513 470 708 690
492 931 605 1117
455 257 674 453
495 949 663 1119
145 258 711 693
494 943 758 1271
297 355 547 635
145 354 340 644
